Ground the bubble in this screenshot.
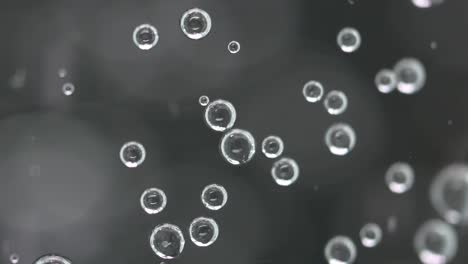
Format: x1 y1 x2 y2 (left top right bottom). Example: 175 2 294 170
150 223 185 259
34 255 72 264
394 58 426 94
324 236 357 264
324 90 348 115
271 157 300 186
385 162 415 194
133 24 159 50
412 0 445 8
375 69 397 94
359 223 383 248
199 95 210 106
201 184 228 210
204 99 237 132
261 135 284 159
119 141 146 168
228 41 240 54
220 129 256 165
414 219 457 264
180 8 212 40
324 123 356 156
189 217 219 247
58 68 67 78
140 188 167 214
337 27 361 53
62 82 75 96
302 80 325 103
9 254 19 264
430 164 468 225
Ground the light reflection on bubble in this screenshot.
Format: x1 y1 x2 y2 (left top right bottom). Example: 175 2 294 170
375 69 397 94
414 219 457 264
9 254 19 264
412 0 445 8
62 82 75 96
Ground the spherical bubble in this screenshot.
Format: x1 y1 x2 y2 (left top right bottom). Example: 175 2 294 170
228 41 241 54
337 27 361 53
201 184 228 210
133 24 159 50
140 188 167 214
119 141 146 168
9 254 19 264
180 8 212 40
430 164 468 225
199 95 210 106
324 123 356 156
412 0 445 8
302 80 324 103
375 69 397 94
385 162 415 194
204 99 237 132
324 236 357 264
220 129 256 165
34 254 72 264
414 219 458 264
189 217 219 247
62 82 75 96
324 90 348 115
271 157 300 186
261 135 284 159
359 223 383 248
150 223 185 259
394 58 426 94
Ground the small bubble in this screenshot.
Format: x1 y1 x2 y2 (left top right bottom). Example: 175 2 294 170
58 68 67 78
324 236 357 264
228 41 240 54
387 216 398 233
9 254 19 264
150 224 185 259
412 0 445 8
360 223 383 248
385 162 415 194
325 123 356 156
271 157 300 186
199 95 210 106
302 80 324 103
34 255 71 264
375 69 397 94
9 69 27 90
394 58 426 95
337 27 361 53
220 129 256 165
324 90 348 115
430 41 438 50
201 184 228 210
261 135 284 159
140 188 167 214
180 8 212 40
204 99 237 132
414 219 457 264
189 217 219 247
62 82 75 96
119 141 146 168
133 24 159 50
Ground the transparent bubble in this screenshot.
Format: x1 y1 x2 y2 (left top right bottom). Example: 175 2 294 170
394 58 426 94
199 95 210 106
385 162 415 194
375 69 397 94
324 236 357 264
189 217 219 247
150 223 185 259
119 141 146 168
302 80 324 103
140 188 167 214
325 123 356 156
34 255 72 264
204 99 237 132
430 164 468 225
220 129 256 165
261 135 284 159
228 41 240 54
9 254 19 264
133 24 159 50
414 219 457 264
62 82 75 96
359 223 383 248
412 0 445 8
271 157 300 186
337 27 361 53
180 8 212 40
201 184 228 210
324 90 348 115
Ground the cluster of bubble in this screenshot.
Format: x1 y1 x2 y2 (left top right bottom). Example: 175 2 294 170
375 58 426 95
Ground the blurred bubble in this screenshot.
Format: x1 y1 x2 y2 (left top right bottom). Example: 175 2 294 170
58 68 67 78
34 255 71 264
324 236 357 264
302 80 325 103
201 184 228 210
375 69 397 94
412 0 445 8
271 157 300 186
431 41 438 50
337 27 361 53
359 223 383 248
325 123 356 156
204 99 237 132
119 141 146 168
9 254 19 264
199 95 210 106
414 219 457 264
387 216 398 233
9 69 27 90
324 90 348 115
150 223 185 259
228 41 241 54
140 188 167 214
220 129 256 165
180 8 212 40
62 82 75 96
189 217 219 247
394 58 426 95
261 135 284 159
385 162 415 194
133 24 159 50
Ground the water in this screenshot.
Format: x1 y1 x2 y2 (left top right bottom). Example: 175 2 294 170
324 236 357 264
337 27 361 53
180 8 212 40
261 135 284 159
394 58 426 95
119 141 146 168
324 123 356 156
189 217 219 247
199 95 210 106
359 223 383 248
9 254 19 264
34 255 71 264
62 82 75 96
302 80 324 103
150 224 185 259
414 219 458 264
201 184 228 210
385 162 415 194
412 0 445 8
228 41 240 54
140 188 167 214
220 129 256 165
204 99 237 132
133 24 159 50
375 69 397 94
271 157 300 186
324 90 348 115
